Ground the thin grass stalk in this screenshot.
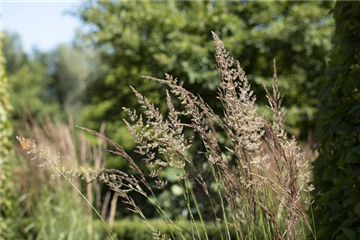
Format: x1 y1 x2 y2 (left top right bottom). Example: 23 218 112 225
208 165 229 240
182 169 208 239
308 192 317 240
112 179 184 240
180 180 201 240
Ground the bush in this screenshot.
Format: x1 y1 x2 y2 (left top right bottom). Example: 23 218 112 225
312 1 360 239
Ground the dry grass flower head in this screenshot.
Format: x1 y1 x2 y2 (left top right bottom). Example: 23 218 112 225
19 32 314 240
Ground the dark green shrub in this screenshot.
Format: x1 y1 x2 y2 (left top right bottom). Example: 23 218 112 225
312 1 360 239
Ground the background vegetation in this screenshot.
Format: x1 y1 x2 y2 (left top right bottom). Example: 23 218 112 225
77 1 334 141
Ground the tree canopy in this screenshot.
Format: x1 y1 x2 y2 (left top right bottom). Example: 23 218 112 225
3 32 102 125
77 1 334 142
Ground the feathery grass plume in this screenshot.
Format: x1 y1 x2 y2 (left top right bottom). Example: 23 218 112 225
20 32 315 240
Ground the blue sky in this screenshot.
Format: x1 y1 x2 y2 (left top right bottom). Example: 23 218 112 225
2 1 83 53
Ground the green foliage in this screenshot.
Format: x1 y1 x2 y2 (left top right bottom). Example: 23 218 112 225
0 37 12 156
312 2 360 239
8 55 62 121
2 32 27 75
3 33 62 122
25 181 97 240
0 37 19 240
3 31 104 126
15 218 236 240
77 1 334 139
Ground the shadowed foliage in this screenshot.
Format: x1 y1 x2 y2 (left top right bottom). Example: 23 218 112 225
312 1 360 239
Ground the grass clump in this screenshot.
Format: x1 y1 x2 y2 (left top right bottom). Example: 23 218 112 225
15 116 108 240
19 32 315 240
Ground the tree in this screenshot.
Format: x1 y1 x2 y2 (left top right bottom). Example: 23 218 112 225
8 53 61 122
4 31 103 126
49 37 106 123
3 32 61 123
2 32 27 75
312 2 360 239
77 1 334 142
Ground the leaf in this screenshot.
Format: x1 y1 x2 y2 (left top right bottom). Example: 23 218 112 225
329 200 342 213
343 139 354 147
348 105 360 113
342 228 356 240
314 127 325 141
354 202 360 216
323 167 336 180
345 152 357 164
353 146 360 155
338 157 346 168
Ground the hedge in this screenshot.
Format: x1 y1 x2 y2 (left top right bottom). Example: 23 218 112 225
98 219 238 240
16 218 239 239
312 1 360 239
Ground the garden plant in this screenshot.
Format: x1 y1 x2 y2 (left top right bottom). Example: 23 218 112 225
18 33 315 240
